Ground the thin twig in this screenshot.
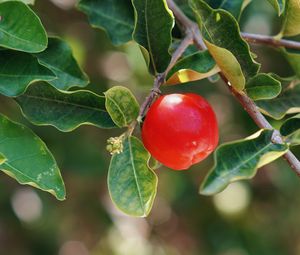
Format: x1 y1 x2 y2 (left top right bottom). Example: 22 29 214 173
242 32 300 50
166 0 300 175
167 0 206 49
138 34 193 119
168 0 300 50
126 32 193 136
126 32 193 135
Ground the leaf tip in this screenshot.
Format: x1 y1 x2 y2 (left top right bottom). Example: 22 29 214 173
199 182 221 196
51 186 66 201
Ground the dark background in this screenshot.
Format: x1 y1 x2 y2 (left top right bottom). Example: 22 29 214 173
0 0 300 254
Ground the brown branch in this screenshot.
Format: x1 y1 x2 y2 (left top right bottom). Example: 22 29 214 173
222 73 300 175
242 32 300 50
169 0 300 51
166 0 300 175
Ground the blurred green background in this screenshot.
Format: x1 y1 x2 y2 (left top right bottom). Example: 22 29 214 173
1 0 300 254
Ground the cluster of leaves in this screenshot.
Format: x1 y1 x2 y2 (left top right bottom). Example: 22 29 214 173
2 0 300 217
0 0 113 201
77 0 300 216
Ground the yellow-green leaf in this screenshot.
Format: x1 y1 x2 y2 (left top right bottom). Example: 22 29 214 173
280 0 300 37
0 153 7 165
108 136 158 217
267 0 286 16
190 0 260 91
105 86 140 127
205 40 245 91
166 50 220 85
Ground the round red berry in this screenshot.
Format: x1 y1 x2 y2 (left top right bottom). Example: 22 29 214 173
142 93 219 170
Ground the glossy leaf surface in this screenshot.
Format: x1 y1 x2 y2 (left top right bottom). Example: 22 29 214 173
190 0 260 91
0 50 55 97
16 83 116 132
132 0 174 74
77 0 134 45
245 73 281 100
0 1 47 52
36 38 89 91
256 82 300 120
200 130 288 195
0 114 66 200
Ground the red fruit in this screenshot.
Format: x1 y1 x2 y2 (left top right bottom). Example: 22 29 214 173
142 93 219 170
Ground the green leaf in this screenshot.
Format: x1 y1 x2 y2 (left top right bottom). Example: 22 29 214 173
0 114 66 200
108 136 158 217
245 73 281 100
77 0 134 46
35 37 89 91
132 0 174 74
282 48 300 78
205 0 252 20
175 0 251 21
190 0 260 91
280 0 300 37
0 50 56 97
104 86 140 128
166 50 220 85
0 152 6 165
256 82 300 120
280 113 300 138
270 74 296 88
280 113 300 145
15 83 116 132
200 130 288 195
0 1 47 52
267 0 286 15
